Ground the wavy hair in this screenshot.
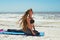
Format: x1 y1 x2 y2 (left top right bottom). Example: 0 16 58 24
20 9 32 32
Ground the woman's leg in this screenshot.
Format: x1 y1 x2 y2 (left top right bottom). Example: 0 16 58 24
24 28 33 36
7 29 24 32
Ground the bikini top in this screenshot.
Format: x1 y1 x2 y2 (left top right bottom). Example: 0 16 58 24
30 19 35 24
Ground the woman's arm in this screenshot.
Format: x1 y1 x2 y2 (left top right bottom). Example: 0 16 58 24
33 24 35 30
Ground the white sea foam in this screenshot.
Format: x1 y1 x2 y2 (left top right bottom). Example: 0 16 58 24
0 12 60 28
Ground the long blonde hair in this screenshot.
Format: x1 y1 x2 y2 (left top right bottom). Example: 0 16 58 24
20 9 32 32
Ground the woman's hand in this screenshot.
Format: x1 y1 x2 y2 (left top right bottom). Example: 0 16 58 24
32 31 35 35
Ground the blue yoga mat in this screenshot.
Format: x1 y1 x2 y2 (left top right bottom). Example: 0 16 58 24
0 31 44 36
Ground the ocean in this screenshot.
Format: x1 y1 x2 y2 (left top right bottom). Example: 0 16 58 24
0 12 60 29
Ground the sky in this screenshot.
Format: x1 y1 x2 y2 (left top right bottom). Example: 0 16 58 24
0 0 60 12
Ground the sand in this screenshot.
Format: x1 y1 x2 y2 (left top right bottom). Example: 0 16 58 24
0 27 60 40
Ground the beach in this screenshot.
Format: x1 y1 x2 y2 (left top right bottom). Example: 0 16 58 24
0 12 60 40
0 27 60 40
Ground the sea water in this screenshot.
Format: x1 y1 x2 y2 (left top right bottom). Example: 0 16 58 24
0 12 60 29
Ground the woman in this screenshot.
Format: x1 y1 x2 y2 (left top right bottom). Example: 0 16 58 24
19 9 39 36
7 9 39 36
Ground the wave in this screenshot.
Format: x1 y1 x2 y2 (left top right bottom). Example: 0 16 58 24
0 13 60 28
